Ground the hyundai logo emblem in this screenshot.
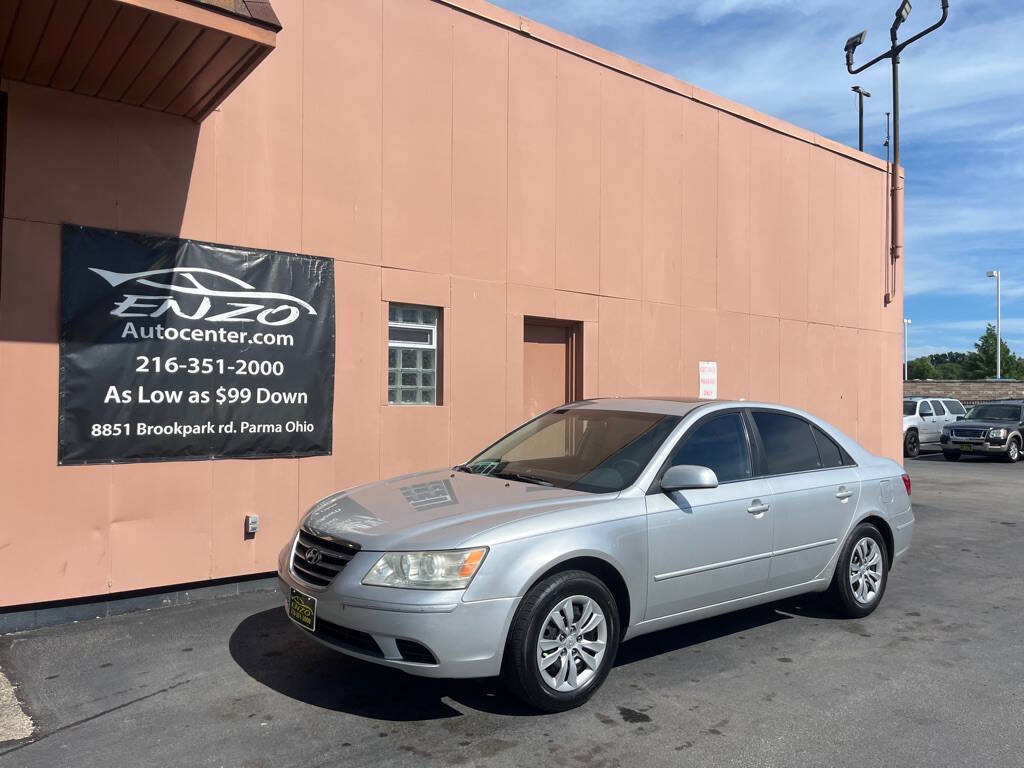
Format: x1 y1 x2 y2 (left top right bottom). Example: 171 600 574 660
304 547 323 565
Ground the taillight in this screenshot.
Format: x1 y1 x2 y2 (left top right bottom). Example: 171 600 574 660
901 473 911 496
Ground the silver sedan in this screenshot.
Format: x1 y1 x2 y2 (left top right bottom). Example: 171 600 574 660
278 398 914 711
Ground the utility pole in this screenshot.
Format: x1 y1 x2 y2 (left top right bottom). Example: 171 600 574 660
846 1 950 268
987 270 1001 379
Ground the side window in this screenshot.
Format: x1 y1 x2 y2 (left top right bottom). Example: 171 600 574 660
919 401 933 417
930 400 946 416
812 426 847 468
752 412 822 475
944 400 966 416
667 413 752 483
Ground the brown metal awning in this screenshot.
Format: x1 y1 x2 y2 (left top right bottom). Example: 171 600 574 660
0 0 279 121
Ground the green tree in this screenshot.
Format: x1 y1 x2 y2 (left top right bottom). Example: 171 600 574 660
933 362 966 380
963 324 1024 379
906 357 938 380
930 351 970 367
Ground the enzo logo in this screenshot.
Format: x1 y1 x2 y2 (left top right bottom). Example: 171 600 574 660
89 267 317 327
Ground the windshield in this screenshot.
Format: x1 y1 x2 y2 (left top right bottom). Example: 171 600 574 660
903 401 917 416
462 409 681 493
965 404 1022 422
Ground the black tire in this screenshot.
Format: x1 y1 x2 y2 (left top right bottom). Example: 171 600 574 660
501 570 620 712
828 523 889 619
1004 437 1021 463
903 430 920 458
943 451 961 461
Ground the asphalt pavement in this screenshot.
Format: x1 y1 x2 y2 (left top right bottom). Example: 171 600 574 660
1 455 1022 768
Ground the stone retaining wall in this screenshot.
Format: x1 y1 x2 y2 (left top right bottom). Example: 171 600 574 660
904 380 1024 404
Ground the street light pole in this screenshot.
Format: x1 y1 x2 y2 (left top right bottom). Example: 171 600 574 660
904 318 912 380
845 1 950 269
852 86 871 151
987 270 1001 379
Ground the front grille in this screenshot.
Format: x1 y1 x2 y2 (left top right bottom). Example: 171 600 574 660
953 428 986 439
290 528 360 588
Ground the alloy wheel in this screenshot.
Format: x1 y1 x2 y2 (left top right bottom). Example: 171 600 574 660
849 537 883 605
536 595 608 692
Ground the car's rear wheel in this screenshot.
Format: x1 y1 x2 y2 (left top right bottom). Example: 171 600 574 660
1004 437 1020 463
903 430 920 458
943 450 961 461
502 570 619 712
829 523 889 619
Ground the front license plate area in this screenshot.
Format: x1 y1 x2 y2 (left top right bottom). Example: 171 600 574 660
288 588 317 631
961 444 974 452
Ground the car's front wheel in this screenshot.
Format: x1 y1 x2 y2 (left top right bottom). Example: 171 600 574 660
502 570 620 712
1004 437 1021 463
829 523 889 619
903 430 920 458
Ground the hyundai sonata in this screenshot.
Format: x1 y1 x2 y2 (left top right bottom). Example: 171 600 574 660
279 398 913 711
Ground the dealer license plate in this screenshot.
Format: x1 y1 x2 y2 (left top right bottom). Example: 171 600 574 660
288 588 317 631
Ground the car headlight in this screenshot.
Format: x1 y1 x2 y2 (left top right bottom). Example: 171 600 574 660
989 428 1008 439
362 548 487 590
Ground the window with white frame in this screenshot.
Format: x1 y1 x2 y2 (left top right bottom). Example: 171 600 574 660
388 304 440 405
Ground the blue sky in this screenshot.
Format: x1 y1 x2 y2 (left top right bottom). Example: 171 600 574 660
494 0 1024 360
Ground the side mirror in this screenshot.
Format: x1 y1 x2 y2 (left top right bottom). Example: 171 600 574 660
956 416 965 421
660 465 718 493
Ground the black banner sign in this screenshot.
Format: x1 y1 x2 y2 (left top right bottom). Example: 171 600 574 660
59 225 335 465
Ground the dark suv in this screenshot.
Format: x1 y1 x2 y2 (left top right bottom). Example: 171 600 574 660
940 400 1024 462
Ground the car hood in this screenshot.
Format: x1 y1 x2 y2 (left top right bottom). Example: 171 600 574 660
301 468 611 551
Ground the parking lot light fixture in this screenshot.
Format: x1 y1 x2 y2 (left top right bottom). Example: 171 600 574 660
987 270 1001 379
852 86 872 151
845 30 867 68
904 318 912 380
895 0 913 30
845 0 950 294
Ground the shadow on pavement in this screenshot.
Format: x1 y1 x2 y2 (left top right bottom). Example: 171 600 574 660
230 599 812 720
912 453 1006 463
228 608 535 720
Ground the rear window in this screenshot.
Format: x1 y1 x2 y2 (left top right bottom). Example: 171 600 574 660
812 426 847 468
944 400 966 415
752 412 821 475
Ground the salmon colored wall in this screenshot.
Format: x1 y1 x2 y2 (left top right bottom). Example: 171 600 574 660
0 0 904 607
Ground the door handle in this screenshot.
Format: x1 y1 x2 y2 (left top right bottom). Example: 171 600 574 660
835 487 854 500
747 500 770 515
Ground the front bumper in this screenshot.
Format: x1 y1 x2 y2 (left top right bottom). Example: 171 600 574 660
940 434 1008 454
277 547 519 679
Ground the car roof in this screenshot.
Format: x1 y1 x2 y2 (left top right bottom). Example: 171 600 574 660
564 397 802 418
563 397 717 417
